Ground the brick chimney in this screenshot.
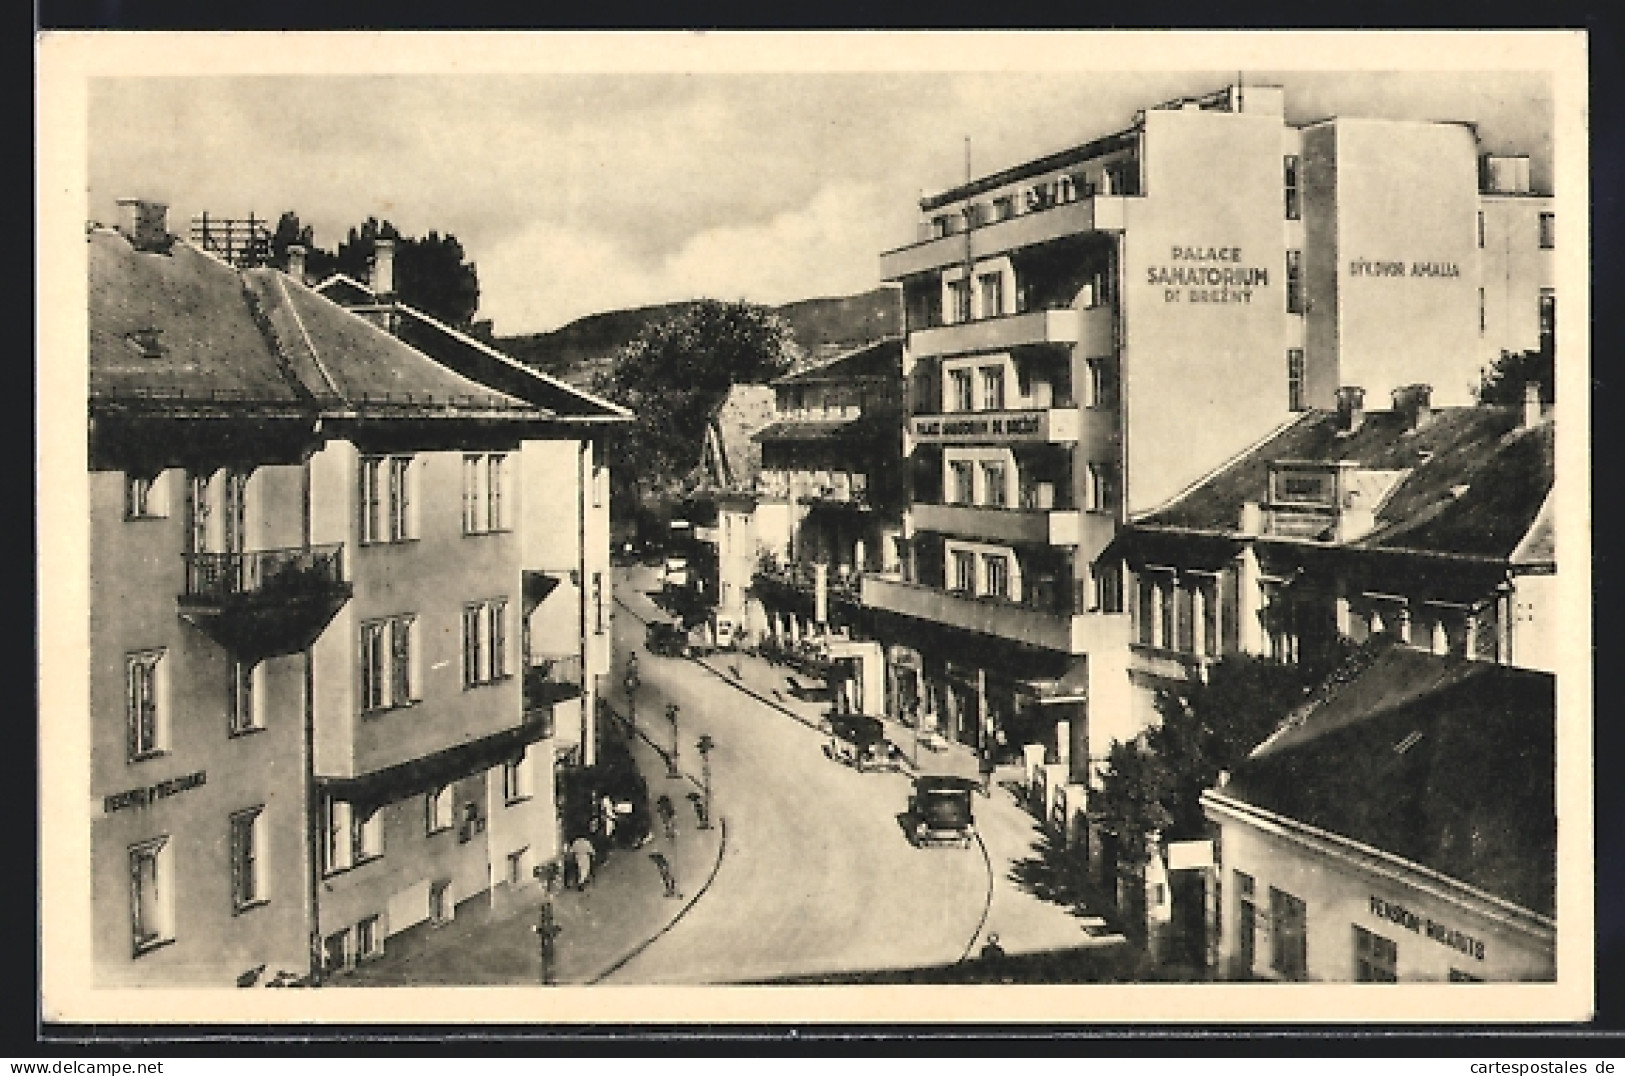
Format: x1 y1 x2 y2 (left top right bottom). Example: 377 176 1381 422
1391 383 1433 431
1335 386 1366 435
286 244 307 284
1239 501 1265 536
372 239 395 300
115 198 170 252
1523 381 1544 428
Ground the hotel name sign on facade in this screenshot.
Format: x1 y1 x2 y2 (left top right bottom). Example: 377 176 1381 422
1146 245 1270 305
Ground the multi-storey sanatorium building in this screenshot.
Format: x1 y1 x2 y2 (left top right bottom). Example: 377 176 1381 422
88 201 626 986
861 82 1556 792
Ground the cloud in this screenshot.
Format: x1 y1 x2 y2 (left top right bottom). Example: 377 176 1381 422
479 179 914 335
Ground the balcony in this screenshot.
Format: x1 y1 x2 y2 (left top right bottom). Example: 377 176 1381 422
909 407 1080 445
862 575 1128 654
177 544 351 660
880 195 1129 280
526 653 584 713
912 503 1081 547
909 309 1080 359
752 560 865 607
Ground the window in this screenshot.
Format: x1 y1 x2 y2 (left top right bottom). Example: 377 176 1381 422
1285 250 1304 314
429 880 452 924
978 272 1004 319
229 807 267 912
592 464 605 508
979 367 1005 411
1479 287 1486 333
360 615 417 711
187 471 213 554
361 455 417 543
983 554 1009 600
503 753 534 803
129 837 173 955
1477 210 1486 249
1354 925 1398 982
426 785 455 834
354 808 383 863
1539 288 1555 350
951 550 976 593
228 660 261 735
126 650 166 760
1086 463 1116 514
949 368 975 412
462 453 510 535
931 214 954 239
462 600 509 688
1270 887 1308 980
356 915 382 960
946 278 972 324
323 928 352 974
1538 211 1555 249
1235 872 1257 977
992 195 1016 222
593 572 605 635
980 462 1007 508
1085 358 1109 409
1287 348 1306 412
948 460 975 505
1284 155 1301 220
1197 578 1219 657
1094 562 1123 615
125 472 166 519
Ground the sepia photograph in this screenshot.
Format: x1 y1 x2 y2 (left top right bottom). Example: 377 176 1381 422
36 29 1592 1027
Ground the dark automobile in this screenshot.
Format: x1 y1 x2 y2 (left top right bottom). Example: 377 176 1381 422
645 620 688 657
907 775 979 847
823 712 900 772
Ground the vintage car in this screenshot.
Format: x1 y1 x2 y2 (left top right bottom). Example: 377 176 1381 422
822 713 899 772
907 775 979 847
644 619 689 658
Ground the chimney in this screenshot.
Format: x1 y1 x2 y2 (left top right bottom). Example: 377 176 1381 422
1335 386 1366 435
1523 381 1544 428
1391 383 1433 431
115 198 170 252
286 244 307 284
1239 501 1265 536
372 239 395 300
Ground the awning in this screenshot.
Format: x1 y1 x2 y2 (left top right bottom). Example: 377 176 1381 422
317 713 553 813
751 419 860 443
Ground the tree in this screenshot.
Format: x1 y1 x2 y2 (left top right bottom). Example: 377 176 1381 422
267 212 481 326
591 300 797 504
1479 343 1555 407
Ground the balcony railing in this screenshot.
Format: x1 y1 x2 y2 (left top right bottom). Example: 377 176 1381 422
753 560 865 604
908 308 1082 359
910 502 1081 547
880 194 1130 280
862 575 1126 653
182 543 346 604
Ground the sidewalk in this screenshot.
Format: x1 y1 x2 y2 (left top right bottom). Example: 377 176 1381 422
336 714 724 987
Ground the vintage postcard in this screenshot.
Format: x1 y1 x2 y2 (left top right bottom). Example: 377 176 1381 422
37 29 1592 1026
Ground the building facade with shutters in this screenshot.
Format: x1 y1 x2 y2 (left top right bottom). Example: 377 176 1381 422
88 201 626 986
863 81 1556 795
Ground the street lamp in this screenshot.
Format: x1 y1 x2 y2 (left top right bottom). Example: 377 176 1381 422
695 733 716 830
532 861 563 985
665 702 681 777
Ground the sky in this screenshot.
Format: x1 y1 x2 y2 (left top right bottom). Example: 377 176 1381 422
86 64 1555 337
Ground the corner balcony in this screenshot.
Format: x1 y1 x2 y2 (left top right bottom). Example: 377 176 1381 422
861 575 1127 654
909 309 1080 359
909 407 1080 445
178 544 351 660
879 195 1129 281
911 503 1081 547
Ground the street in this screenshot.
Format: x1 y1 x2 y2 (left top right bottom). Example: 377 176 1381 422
602 566 1120 983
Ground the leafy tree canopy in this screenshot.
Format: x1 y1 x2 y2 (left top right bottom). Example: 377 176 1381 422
591 300 797 504
1480 342 1555 407
268 211 481 327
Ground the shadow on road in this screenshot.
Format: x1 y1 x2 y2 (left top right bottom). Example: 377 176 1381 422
1005 829 1115 923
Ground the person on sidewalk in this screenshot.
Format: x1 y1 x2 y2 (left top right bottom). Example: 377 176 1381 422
655 794 677 840
570 835 595 891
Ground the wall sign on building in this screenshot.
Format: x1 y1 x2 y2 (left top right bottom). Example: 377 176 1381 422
1146 245 1271 304
102 770 207 814
1369 895 1486 961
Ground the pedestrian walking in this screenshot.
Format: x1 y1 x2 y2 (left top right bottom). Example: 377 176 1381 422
569 835 595 890
979 932 1005 961
655 794 677 839
649 852 682 899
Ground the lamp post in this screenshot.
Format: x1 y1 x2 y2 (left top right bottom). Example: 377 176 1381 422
532 861 563 985
695 733 716 830
665 703 681 778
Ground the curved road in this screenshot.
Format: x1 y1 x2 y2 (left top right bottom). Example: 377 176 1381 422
602 570 989 983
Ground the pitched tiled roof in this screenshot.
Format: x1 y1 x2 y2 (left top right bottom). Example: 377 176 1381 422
1221 646 1555 917
1136 406 1553 562
774 336 903 386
